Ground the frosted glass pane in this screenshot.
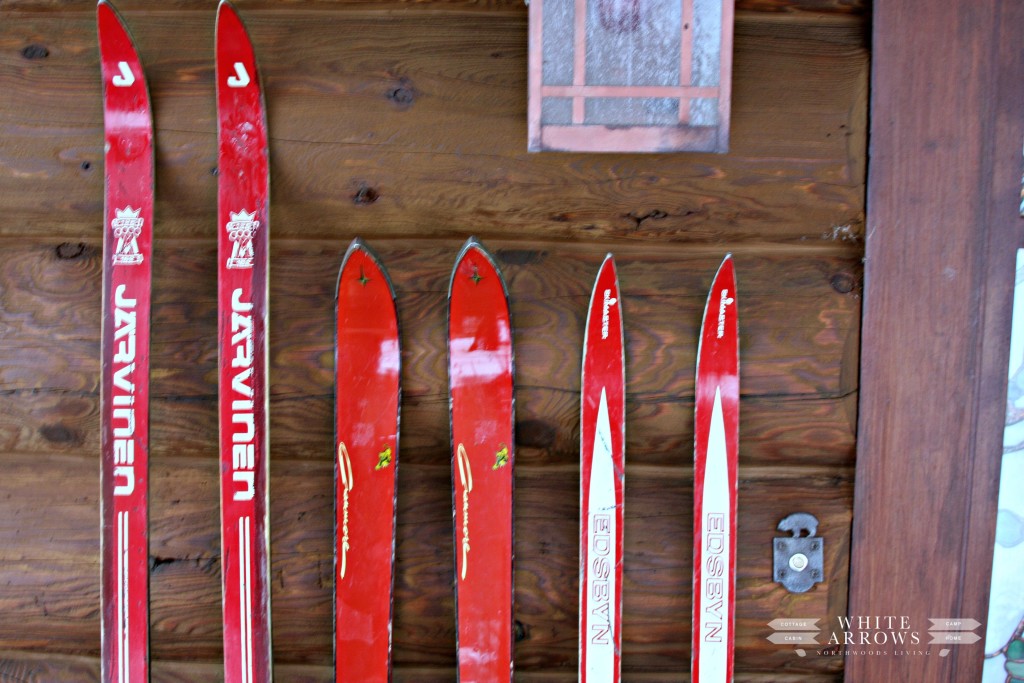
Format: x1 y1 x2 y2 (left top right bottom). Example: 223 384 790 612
585 97 678 126
691 0 722 87
542 0 575 86
585 0 682 86
690 97 718 126
542 97 574 125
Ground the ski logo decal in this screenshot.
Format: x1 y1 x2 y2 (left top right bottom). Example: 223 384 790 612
493 443 509 470
111 284 138 497
226 210 258 269
375 445 393 470
716 289 734 339
456 443 473 580
338 442 354 579
585 388 616 666
227 62 251 88
601 290 618 340
111 207 144 266
112 61 135 87
229 288 256 502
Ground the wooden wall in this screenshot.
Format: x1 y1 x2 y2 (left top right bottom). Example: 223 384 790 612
0 0 867 679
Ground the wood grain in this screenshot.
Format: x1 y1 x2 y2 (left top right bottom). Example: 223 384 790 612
0 0 867 678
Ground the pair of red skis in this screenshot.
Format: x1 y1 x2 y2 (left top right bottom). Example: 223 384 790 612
99 2 270 681
333 238 515 682
99 1 737 680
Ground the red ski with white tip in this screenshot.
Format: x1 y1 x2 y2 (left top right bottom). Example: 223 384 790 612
448 238 515 683
334 240 400 681
692 255 739 683
98 2 153 680
216 3 272 681
579 255 625 683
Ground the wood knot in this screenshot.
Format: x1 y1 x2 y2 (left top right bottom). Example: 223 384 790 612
352 183 379 205
514 620 529 642
21 44 49 60
386 77 417 109
626 209 668 229
830 273 856 294
40 423 82 446
55 242 87 260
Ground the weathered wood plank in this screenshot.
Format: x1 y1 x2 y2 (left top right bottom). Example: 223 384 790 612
0 11 866 242
0 452 850 673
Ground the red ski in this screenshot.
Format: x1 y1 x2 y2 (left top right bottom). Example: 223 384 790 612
216 3 272 681
448 238 515 683
579 255 625 683
334 240 400 681
692 255 739 683
98 3 152 680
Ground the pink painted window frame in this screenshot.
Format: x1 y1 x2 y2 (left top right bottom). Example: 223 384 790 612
528 0 734 153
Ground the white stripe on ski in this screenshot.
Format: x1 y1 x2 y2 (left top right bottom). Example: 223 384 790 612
118 510 129 683
699 386 730 683
585 387 616 681
239 516 253 683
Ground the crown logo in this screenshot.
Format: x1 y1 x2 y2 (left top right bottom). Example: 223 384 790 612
110 206 144 266
226 209 258 269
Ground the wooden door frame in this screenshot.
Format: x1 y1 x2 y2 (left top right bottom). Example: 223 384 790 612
849 0 1024 680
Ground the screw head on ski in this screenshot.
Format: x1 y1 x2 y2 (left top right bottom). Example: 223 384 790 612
692 255 739 683
216 3 272 681
448 238 515 683
579 255 625 683
334 240 400 681
98 2 153 680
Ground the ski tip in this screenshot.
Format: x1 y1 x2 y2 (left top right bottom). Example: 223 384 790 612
461 235 484 251
337 238 397 302
96 0 125 29
713 253 736 283
454 235 490 264
216 0 242 27
448 236 508 300
598 252 618 277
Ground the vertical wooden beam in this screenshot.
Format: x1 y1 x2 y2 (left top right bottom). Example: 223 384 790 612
850 1 1024 681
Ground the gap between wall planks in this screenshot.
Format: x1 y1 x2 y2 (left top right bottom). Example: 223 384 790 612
0 0 866 678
